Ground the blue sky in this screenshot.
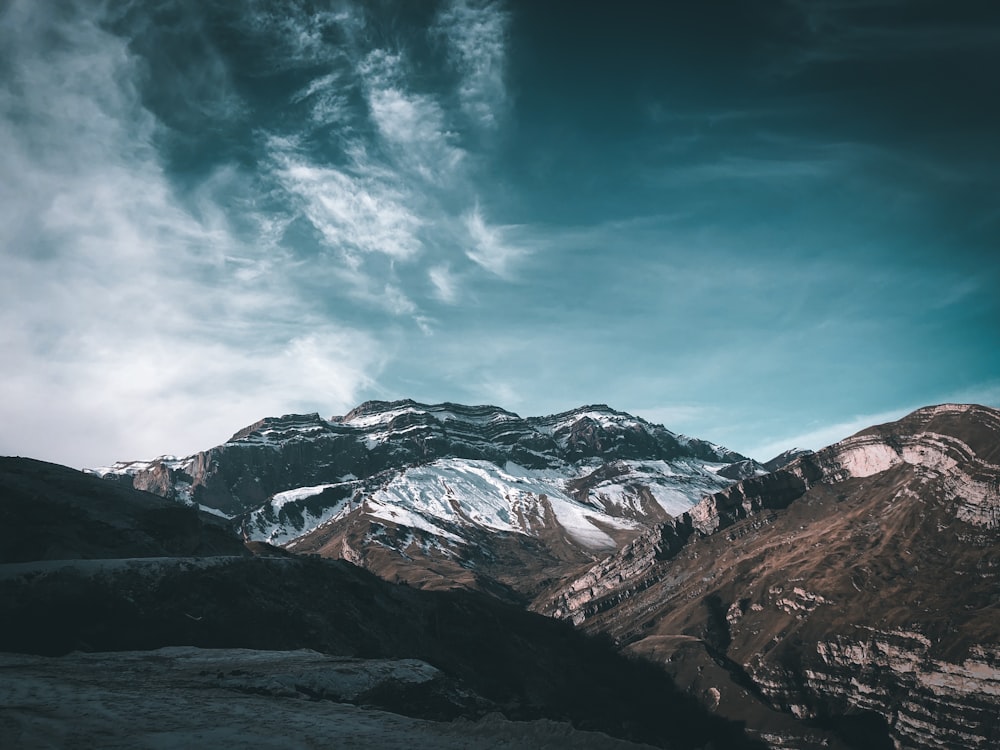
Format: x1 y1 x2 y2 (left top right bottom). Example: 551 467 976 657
1 0 998 468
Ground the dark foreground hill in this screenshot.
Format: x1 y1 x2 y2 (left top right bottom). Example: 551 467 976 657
0 456 248 562
0 554 762 750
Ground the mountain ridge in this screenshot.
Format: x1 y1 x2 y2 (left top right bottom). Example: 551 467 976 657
87 399 758 597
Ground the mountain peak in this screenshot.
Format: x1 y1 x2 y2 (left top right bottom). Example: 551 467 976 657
336 399 419 423
335 399 522 429
850 402 1000 465
762 447 813 473
227 413 332 445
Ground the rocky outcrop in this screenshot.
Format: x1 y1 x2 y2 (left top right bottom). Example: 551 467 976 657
752 632 1000 749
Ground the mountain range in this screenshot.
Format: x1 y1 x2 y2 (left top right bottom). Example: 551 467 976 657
2 400 998 749
88 400 773 599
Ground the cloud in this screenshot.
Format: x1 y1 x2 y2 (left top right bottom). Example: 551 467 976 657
434 0 509 128
271 146 425 262
0 1 384 467
429 265 460 304
358 49 465 181
255 3 523 320
245 1 357 67
291 71 353 126
464 205 527 277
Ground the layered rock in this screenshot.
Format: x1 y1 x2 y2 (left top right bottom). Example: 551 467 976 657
751 632 1000 749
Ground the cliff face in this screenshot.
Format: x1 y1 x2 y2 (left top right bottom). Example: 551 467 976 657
535 405 1000 749
751 632 1000 749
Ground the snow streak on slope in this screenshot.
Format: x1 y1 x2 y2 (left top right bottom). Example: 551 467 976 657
250 458 739 551
575 459 736 517
366 459 640 549
271 484 342 509
88 455 194 477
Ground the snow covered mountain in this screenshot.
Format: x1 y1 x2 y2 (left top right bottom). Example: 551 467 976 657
90 400 751 595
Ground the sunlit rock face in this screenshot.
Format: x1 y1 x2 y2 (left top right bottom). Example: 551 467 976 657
536 404 1000 749
779 634 1000 749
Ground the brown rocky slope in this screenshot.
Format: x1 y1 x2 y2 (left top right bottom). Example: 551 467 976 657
535 404 1000 750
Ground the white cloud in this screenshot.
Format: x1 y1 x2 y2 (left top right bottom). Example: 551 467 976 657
291 72 353 126
382 283 418 316
0 1 384 468
435 0 509 128
464 205 527 277
429 265 460 303
262 8 526 319
272 149 425 261
358 49 466 183
246 2 357 67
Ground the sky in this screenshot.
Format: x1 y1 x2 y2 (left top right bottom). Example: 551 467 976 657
1 0 998 469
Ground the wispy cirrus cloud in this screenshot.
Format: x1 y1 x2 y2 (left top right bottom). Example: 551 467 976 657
0 1 385 467
434 0 510 128
249 0 529 316
271 144 426 262
464 205 527 278
429 264 461 304
358 49 466 182
245 1 356 66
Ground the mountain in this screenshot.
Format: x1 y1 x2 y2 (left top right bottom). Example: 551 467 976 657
535 404 1000 749
90 400 751 598
6 401 998 748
